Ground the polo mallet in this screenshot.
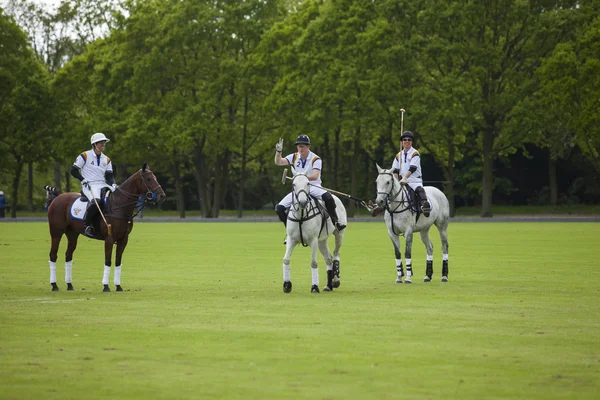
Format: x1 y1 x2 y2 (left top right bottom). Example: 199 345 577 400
399 108 405 153
88 187 112 236
281 168 375 212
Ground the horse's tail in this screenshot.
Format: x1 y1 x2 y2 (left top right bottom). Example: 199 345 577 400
44 185 61 211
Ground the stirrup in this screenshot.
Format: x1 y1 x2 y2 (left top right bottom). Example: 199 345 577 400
335 222 346 231
84 225 95 237
421 200 431 217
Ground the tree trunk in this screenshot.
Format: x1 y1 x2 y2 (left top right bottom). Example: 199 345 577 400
480 127 494 217
11 161 23 218
445 139 456 217
548 151 557 206
172 152 185 219
237 95 249 218
192 138 211 217
349 130 360 217
212 151 230 218
27 162 34 211
53 161 62 191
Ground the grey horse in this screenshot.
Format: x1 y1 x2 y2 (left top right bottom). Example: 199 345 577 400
375 164 450 283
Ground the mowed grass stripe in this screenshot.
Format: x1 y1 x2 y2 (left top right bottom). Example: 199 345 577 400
0 222 599 400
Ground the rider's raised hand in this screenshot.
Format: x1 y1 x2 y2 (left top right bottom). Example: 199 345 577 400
275 138 284 153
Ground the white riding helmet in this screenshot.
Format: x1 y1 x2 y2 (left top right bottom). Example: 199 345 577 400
90 132 110 145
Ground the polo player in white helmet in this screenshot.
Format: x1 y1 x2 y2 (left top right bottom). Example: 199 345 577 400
70 133 118 237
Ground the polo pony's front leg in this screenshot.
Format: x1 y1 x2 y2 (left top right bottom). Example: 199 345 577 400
114 236 129 292
310 238 319 293
282 239 294 293
102 236 115 292
403 229 414 283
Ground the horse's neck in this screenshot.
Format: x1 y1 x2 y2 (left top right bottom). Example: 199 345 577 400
108 177 140 218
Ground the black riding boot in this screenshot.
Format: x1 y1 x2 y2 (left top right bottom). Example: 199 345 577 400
84 206 97 237
322 192 346 231
276 204 288 244
415 186 431 217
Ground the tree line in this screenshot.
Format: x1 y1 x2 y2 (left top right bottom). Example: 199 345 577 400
1 0 599 218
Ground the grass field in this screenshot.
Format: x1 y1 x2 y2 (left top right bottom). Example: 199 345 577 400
1 222 599 399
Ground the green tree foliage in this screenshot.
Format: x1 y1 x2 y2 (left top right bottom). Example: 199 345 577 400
0 10 54 217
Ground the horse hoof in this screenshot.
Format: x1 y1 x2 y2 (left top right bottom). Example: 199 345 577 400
395 278 403 284
283 281 292 293
404 279 412 284
116 285 123 292
423 276 431 283
322 286 332 292
67 283 74 291
311 285 320 293
51 283 59 291
441 276 448 283
103 285 110 292
332 279 340 288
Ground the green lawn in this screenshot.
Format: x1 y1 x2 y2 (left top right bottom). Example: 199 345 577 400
1 222 599 399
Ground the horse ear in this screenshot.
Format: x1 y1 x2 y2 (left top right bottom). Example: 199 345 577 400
290 166 297 176
142 163 147 171
376 163 383 173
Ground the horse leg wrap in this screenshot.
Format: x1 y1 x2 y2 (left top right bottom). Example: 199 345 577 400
326 269 333 289
426 260 433 278
49 261 57 283
102 265 111 285
65 261 73 283
114 265 122 286
442 260 448 277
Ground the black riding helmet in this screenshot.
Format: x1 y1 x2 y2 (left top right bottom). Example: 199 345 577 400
400 131 415 141
294 135 311 146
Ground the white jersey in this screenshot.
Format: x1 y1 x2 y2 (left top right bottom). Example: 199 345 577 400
284 151 322 186
278 150 326 208
73 149 113 200
391 147 423 186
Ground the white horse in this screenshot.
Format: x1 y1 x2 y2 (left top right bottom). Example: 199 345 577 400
281 170 347 293
375 164 450 283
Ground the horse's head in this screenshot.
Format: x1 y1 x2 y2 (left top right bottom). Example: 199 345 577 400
291 167 310 210
137 164 166 205
375 163 399 208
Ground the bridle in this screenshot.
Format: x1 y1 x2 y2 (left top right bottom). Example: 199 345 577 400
108 169 164 220
288 174 323 247
377 171 415 236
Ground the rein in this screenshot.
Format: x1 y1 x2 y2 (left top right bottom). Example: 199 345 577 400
288 175 326 247
378 172 415 236
107 170 163 221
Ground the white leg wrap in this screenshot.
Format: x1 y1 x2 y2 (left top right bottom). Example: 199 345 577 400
334 255 340 262
49 261 57 283
65 261 73 283
395 258 402 267
283 264 291 282
443 253 449 261
102 265 111 285
311 267 319 286
406 258 412 277
114 265 122 286
427 255 433 262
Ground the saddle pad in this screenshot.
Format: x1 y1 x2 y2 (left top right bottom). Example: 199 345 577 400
70 198 88 220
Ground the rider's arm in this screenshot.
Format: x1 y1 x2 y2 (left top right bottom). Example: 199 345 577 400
403 166 417 180
307 169 320 181
70 165 84 181
105 171 115 185
274 152 289 166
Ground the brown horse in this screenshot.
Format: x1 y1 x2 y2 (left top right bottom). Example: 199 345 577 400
47 164 166 292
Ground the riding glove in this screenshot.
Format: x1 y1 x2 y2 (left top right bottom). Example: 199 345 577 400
275 138 283 152
400 177 408 185
81 179 89 188
110 184 118 192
